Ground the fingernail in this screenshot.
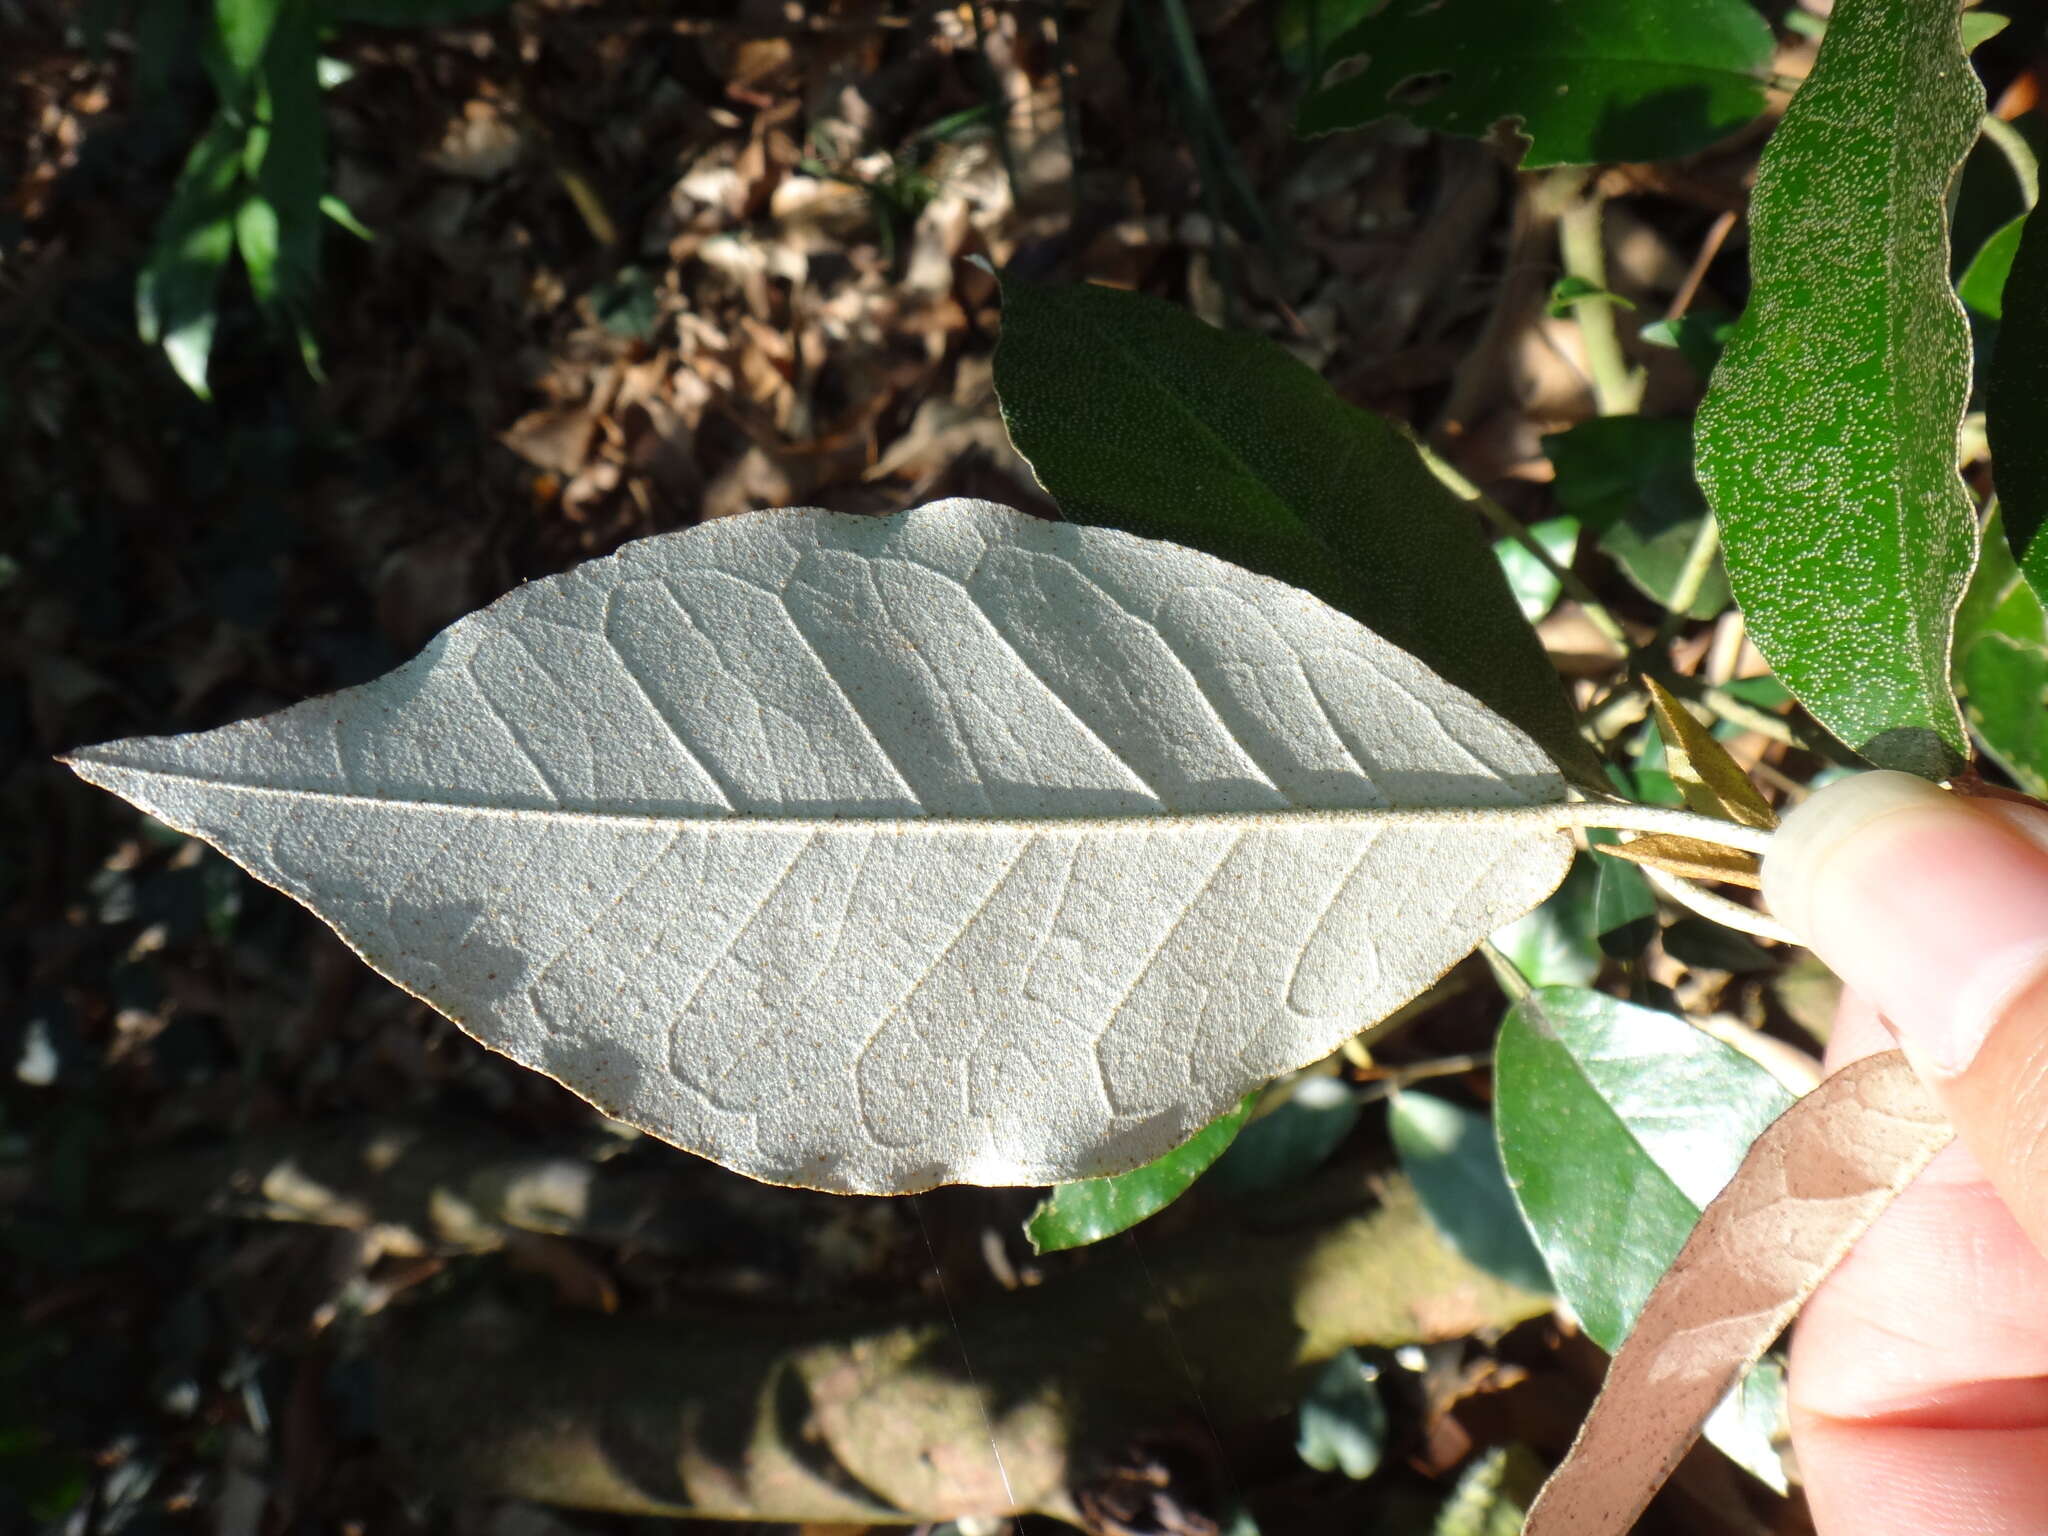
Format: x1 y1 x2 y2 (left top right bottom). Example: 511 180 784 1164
1763 771 2048 1077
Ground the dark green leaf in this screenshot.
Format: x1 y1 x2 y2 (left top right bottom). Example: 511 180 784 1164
1207 1077 1359 1196
1662 917 1774 973
1960 635 2048 796
1390 1092 1551 1294
1490 855 1600 988
994 277 1599 781
1638 309 1737 377
1959 214 2024 320
1496 987 1796 1485
1593 847 1658 960
1294 0 1773 168
1695 0 1982 778
1297 1348 1387 1479
1272 0 1377 75
1024 1094 1255 1254
137 112 247 398
1991 201 2048 598
215 0 283 84
1496 987 1793 1348
249 0 325 366
1545 417 1729 619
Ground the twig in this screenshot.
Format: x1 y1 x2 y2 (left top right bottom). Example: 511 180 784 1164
1556 800 1776 857
1640 864 1795 945
1554 176 1645 416
1664 208 1739 322
1417 443 1633 651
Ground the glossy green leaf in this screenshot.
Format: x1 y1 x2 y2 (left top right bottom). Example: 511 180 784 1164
1544 418 1729 619
1991 201 2048 598
995 277 1598 782
1207 1077 1360 1197
1294 0 1773 168
1496 987 1795 1483
1492 517 1579 623
1497 987 1795 1344
1024 1094 1256 1254
1961 636 2048 796
1592 846 1658 960
137 112 247 398
1695 0 1982 778
1297 1348 1387 1479
1959 214 2024 319
1390 1092 1551 1295
1489 856 1600 989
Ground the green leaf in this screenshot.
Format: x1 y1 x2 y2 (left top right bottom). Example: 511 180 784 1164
1024 1094 1256 1254
1433 1445 1544 1536
1955 503 2045 662
1492 516 1578 622
1960 635 2048 796
1390 1092 1552 1295
249 0 325 369
1296 1348 1387 1479
1207 1077 1360 1196
1489 856 1600 989
1960 213 2025 319
215 0 284 84
1546 275 1633 318
1294 0 1773 168
1701 1353 1791 1494
1592 844 1658 959
1991 201 2048 598
320 192 375 240
1695 0 1982 778
1544 417 1729 619
994 276 1599 782
137 111 247 398
1961 10 2011 51
1638 309 1737 377
1496 986 1795 1482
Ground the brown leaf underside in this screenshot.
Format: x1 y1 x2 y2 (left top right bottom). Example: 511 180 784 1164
1524 1050 1952 1536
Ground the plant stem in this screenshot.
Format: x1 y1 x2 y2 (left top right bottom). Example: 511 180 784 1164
1417 443 1633 651
1982 113 2040 207
1556 799 1775 857
1554 178 1645 416
1639 864 1795 944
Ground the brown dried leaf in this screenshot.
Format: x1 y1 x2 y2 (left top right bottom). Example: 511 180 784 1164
1524 1050 1952 1536
1647 678 1778 830
1593 833 1764 889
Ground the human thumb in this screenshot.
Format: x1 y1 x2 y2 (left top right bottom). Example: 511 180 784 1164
1764 769 2048 1259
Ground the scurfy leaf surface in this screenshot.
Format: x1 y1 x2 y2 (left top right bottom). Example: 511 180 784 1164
69 502 1576 1195
1695 0 1982 778
1523 1051 1952 1536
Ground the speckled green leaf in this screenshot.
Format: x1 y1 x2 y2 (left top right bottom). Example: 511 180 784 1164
994 277 1599 782
1991 201 2048 599
1024 1094 1255 1254
1696 0 1983 779
1294 0 1772 168
1495 987 1796 1487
